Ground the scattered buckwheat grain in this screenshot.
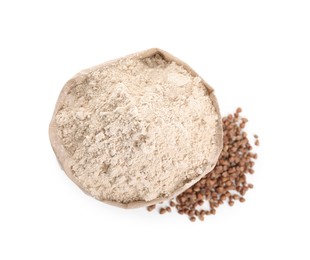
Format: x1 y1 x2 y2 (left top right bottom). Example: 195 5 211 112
147 108 259 222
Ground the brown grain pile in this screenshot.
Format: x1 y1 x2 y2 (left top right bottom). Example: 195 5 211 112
146 108 259 221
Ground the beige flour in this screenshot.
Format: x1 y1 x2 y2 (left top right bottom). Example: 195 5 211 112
55 54 219 203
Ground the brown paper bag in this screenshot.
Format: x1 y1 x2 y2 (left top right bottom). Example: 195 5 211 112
49 48 223 208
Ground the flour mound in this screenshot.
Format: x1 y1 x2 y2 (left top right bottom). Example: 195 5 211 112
55 54 219 203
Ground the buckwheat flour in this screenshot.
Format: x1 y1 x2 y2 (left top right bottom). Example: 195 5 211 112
50 49 222 207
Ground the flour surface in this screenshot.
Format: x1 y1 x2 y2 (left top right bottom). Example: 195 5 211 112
55 54 219 203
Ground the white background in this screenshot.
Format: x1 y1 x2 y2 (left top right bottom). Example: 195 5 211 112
1 1 309 259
